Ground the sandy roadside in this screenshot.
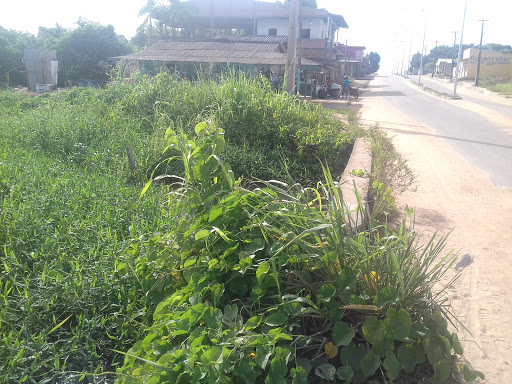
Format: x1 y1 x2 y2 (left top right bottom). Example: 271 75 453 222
359 79 512 383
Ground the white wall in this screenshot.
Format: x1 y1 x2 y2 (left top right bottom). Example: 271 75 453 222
256 19 290 36
256 17 329 38
302 17 328 39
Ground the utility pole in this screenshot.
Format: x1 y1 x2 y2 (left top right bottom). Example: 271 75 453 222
475 19 488 86
407 33 413 76
432 40 439 77
401 42 406 75
343 39 347 77
285 0 299 93
453 0 468 99
450 31 458 79
149 16 153 46
418 14 426 85
297 0 303 95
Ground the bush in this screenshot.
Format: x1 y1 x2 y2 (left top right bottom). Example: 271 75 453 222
116 124 483 384
0 74 350 382
107 71 351 185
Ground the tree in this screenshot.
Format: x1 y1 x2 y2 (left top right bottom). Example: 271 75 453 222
365 52 381 73
57 20 134 85
0 26 37 87
135 0 196 46
409 52 422 73
481 43 512 54
37 24 68 50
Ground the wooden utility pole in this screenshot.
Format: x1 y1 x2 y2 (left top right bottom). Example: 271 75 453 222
343 39 348 77
285 0 299 93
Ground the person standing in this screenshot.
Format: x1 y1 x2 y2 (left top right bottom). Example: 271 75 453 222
342 76 350 99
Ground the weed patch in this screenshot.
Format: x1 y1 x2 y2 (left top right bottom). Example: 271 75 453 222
115 124 481 384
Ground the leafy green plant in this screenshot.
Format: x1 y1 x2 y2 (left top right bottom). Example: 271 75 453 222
366 126 417 218
116 122 482 384
349 169 368 178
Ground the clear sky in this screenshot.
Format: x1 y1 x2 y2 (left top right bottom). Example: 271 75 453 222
1 0 510 73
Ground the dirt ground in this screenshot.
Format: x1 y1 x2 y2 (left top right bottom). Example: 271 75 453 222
358 80 512 383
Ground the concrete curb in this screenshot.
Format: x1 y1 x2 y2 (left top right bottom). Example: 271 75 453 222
339 137 372 225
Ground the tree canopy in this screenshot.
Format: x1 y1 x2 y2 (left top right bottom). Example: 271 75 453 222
365 52 381 73
0 27 37 87
0 21 134 88
57 20 133 85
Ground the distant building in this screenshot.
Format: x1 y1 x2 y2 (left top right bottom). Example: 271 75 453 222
335 44 366 78
435 58 454 78
24 49 58 92
457 48 512 80
116 0 357 94
175 0 348 41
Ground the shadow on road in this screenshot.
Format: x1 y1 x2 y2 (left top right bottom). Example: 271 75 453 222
310 99 363 112
362 91 406 97
368 122 512 150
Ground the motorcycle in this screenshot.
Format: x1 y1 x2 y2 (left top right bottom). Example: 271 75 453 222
349 86 359 99
317 83 341 99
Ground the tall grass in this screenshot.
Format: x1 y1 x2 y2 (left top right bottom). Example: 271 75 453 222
0 73 351 381
116 124 480 384
105 72 351 184
479 78 512 96
0 91 168 381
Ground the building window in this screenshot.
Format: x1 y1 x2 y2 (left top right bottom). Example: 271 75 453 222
300 29 311 38
269 28 277 36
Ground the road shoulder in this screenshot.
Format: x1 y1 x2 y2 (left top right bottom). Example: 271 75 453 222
359 76 512 384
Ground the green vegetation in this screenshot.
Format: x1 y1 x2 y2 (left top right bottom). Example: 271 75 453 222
57 20 134 86
0 74 482 383
367 127 417 219
117 124 482 383
0 21 133 88
0 26 38 87
0 74 349 382
479 78 512 96
365 52 381 73
0 87 167 382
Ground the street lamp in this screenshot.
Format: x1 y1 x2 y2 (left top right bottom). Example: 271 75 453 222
475 19 489 86
453 0 468 99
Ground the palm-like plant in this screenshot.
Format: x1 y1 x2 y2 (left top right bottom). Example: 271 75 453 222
138 0 195 40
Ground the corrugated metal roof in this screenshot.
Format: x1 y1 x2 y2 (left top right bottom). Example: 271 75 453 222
115 40 322 66
302 39 327 49
214 35 288 44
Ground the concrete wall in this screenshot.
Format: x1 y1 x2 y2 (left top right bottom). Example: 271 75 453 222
462 48 512 79
256 18 290 36
302 17 328 39
256 17 328 39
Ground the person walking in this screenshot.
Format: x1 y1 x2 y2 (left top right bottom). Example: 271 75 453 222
342 76 350 99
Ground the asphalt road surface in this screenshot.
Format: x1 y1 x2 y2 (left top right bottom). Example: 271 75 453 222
361 75 512 188
358 75 512 383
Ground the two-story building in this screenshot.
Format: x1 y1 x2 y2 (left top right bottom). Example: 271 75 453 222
117 0 350 92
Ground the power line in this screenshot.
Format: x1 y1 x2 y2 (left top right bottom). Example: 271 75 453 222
0 63 25 79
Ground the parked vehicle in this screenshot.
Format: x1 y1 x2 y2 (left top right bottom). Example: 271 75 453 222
349 86 359 99
317 83 341 99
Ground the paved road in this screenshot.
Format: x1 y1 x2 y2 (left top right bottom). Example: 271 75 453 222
412 75 512 121
361 75 512 188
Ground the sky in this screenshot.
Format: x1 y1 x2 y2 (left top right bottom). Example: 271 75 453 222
1 0 510 73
